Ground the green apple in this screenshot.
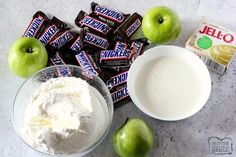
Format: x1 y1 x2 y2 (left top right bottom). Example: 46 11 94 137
8 37 48 78
142 6 181 44
113 118 154 157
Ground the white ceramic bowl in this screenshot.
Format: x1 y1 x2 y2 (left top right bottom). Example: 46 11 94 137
127 46 211 121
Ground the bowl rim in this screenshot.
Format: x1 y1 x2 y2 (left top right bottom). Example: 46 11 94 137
12 64 114 156
127 45 211 121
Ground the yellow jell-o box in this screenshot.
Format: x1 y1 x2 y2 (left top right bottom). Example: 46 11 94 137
185 21 236 74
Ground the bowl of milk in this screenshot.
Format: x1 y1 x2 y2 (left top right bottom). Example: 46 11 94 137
127 46 211 121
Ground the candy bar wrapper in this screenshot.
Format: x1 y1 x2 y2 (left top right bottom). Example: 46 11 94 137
106 70 128 91
112 38 148 51
90 2 129 27
130 38 149 62
99 49 131 67
96 66 120 82
111 84 131 107
75 10 113 36
113 41 128 50
62 32 81 52
74 49 119 80
50 51 67 65
75 50 101 76
79 29 110 51
21 6 149 108
114 12 142 40
38 16 67 46
47 28 76 50
50 52 72 77
58 48 79 65
23 11 49 38
109 67 130 73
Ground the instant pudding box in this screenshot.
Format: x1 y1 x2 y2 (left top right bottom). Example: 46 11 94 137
185 21 236 74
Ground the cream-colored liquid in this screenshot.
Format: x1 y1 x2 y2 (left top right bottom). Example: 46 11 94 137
135 57 203 119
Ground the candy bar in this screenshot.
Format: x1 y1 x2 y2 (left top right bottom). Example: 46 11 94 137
111 85 130 106
58 48 79 65
70 35 81 51
80 29 110 50
114 13 142 40
130 38 149 62
100 49 131 67
62 32 81 52
20 5 149 107
100 57 130 67
23 11 49 38
75 50 100 75
100 49 130 60
38 16 67 46
50 52 72 77
90 2 128 27
114 41 128 50
50 52 66 66
48 28 75 49
39 66 57 81
106 70 128 90
75 11 112 35
109 66 130 73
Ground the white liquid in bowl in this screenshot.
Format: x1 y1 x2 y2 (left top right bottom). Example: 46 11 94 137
135 56 203 119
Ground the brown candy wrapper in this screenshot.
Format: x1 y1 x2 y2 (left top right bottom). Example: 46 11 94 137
38 16 67 46
80 29 110 50
23 11 49 38
61 32 81 52
99 49 131 67
75 50 101 76
90 2 129 27
106 70 128 91
50 52 72 77
114 12 142 40
75 10 113 36
21 5 148 108
48 28 76 50
111 84 131 107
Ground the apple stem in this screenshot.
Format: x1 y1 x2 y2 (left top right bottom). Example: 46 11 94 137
117 118 130 130
26 47 34 53
158 17 164 23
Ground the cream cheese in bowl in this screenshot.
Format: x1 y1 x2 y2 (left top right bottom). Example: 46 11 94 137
22 77 98 154
12 65 113 156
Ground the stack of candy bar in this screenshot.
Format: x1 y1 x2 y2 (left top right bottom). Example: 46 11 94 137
22 2 148 107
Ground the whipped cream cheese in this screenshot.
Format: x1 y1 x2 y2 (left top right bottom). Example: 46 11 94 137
22 77 95 154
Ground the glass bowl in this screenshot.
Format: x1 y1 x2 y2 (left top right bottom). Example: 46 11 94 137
12 65 114 156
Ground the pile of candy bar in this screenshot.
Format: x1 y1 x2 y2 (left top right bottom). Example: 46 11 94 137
22 2 148 106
